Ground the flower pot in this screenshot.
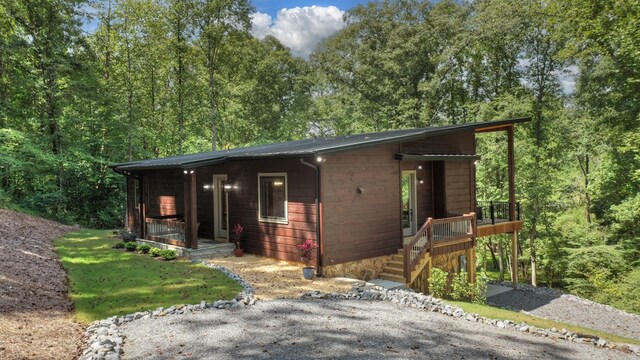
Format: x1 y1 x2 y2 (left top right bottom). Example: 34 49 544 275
302 267 315 280
234 248 244 257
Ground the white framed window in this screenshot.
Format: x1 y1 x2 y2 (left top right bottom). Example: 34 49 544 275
258 173 288 223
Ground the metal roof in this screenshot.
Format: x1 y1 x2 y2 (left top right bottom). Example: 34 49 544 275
110 117 529 172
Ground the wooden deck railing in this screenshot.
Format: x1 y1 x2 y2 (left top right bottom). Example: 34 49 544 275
145 217 185 243
403 213 476 283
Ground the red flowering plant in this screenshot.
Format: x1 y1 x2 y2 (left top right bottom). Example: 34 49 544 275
296 238 318 266
232 223 245 250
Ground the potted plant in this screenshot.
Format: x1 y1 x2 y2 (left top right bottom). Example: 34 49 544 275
232 223 245 257
297 238 318 280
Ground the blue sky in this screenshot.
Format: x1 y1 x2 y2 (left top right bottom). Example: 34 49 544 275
253 1 364 18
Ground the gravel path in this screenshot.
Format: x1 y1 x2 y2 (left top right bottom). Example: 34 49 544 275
488 288 640 341
121 299 632 360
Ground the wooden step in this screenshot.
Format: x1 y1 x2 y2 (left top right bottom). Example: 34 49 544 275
391 254 404 262
379 273 406 283
387 260 404 268
383 266 403 275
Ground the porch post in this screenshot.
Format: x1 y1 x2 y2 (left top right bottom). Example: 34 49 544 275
140 174 147 239
507 125 516 221
511 231 518 288
507 124 518 288
183 170 198 249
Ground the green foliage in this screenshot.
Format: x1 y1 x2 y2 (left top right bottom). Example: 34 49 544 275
55 229 242 323
161 249 177 261
149 247 163 257
429 268 487 304
565 245 628 298
119 230 139 242
429 268 448 299
136 244 151 254
124 241 137 251
112 241 126 249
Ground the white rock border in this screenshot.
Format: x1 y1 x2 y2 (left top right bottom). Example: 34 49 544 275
300 283 640 357
79 260 255 360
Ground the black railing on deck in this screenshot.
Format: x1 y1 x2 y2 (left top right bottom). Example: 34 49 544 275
476 201 520 225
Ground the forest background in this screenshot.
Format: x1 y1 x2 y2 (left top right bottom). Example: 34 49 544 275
1 0 638 313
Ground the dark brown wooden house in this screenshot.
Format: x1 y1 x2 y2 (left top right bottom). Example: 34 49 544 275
110 118 528 288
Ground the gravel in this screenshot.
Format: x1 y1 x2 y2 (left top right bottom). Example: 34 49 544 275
120 299 635 360
487 282 640 341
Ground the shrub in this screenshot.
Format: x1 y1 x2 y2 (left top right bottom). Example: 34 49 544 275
112 241 126 249
429 268 448 299
161 249 177 260
119 230 139 242
149 247 163 257
124 241 137 251
429 268 487 304
137 244 151 254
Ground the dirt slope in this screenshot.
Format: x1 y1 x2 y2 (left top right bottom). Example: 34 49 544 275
0 208 83 359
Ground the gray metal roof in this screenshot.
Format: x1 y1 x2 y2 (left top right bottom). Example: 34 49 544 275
110 117 529 172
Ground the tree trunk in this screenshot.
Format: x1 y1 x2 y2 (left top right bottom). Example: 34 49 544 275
125 16 134 161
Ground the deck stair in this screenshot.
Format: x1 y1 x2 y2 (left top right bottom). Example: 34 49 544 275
377 213 476 285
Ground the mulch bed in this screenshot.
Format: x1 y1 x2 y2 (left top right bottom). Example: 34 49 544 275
0 209 84 359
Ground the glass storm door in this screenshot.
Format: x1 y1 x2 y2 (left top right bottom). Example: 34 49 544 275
402 171 417 237
213 175 228 239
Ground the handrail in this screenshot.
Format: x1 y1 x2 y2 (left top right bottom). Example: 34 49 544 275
403 217 433 283
145 217 185 242
403 213 476 283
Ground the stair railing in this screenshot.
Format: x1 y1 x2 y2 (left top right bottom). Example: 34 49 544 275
402 212 477 283
403 217 433 283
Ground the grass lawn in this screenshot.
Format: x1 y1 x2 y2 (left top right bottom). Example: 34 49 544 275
55 229 243 323
446 300 640 346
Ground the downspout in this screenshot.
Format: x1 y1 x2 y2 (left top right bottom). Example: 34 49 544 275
300 157 322 276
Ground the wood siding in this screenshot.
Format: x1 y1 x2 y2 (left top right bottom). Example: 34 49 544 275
145 170 184 218
445 161 475 216
195 158 317 262
321 144 402 265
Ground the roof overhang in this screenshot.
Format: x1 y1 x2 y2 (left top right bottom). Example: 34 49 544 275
395 153 481 161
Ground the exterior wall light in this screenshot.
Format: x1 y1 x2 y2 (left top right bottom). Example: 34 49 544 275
183 170 188 174
417 165 423 170
418 178 424 184
316 156 325 163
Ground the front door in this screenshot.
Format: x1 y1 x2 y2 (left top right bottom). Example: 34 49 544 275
213 174 229 240
402 171 417 237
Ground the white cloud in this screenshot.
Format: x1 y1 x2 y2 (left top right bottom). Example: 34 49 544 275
251 6 345 59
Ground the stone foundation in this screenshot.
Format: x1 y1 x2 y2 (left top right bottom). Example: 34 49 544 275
322 255 393 281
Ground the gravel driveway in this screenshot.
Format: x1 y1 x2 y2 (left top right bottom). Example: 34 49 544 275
121 299 631 359
488 288 640 341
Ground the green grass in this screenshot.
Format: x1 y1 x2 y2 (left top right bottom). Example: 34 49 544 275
445 300 640 346
55 229 242 323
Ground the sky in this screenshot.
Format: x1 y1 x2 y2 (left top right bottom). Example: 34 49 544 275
250 1 364 58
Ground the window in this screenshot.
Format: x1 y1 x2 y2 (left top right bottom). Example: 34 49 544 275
258 173 287 223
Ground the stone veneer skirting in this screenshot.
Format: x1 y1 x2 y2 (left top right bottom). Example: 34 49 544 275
322 255 393 281
135 238 234 259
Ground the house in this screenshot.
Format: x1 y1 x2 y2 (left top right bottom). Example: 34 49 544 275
110 117 528 290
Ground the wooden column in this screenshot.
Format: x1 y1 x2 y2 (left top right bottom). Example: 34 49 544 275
511 231 518 288
507 125 516 221
183 170 198 249
508 125 518 288
466 247 476 283
139 174 147 239
126 176 134 231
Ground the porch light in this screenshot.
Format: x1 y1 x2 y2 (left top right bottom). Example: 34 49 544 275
183 170 188 174
418 178 424 184
417 165 423 170
203 184 211 190
223 184 233 190
316 156 324 163
273 180 284 186
189 170 194 174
